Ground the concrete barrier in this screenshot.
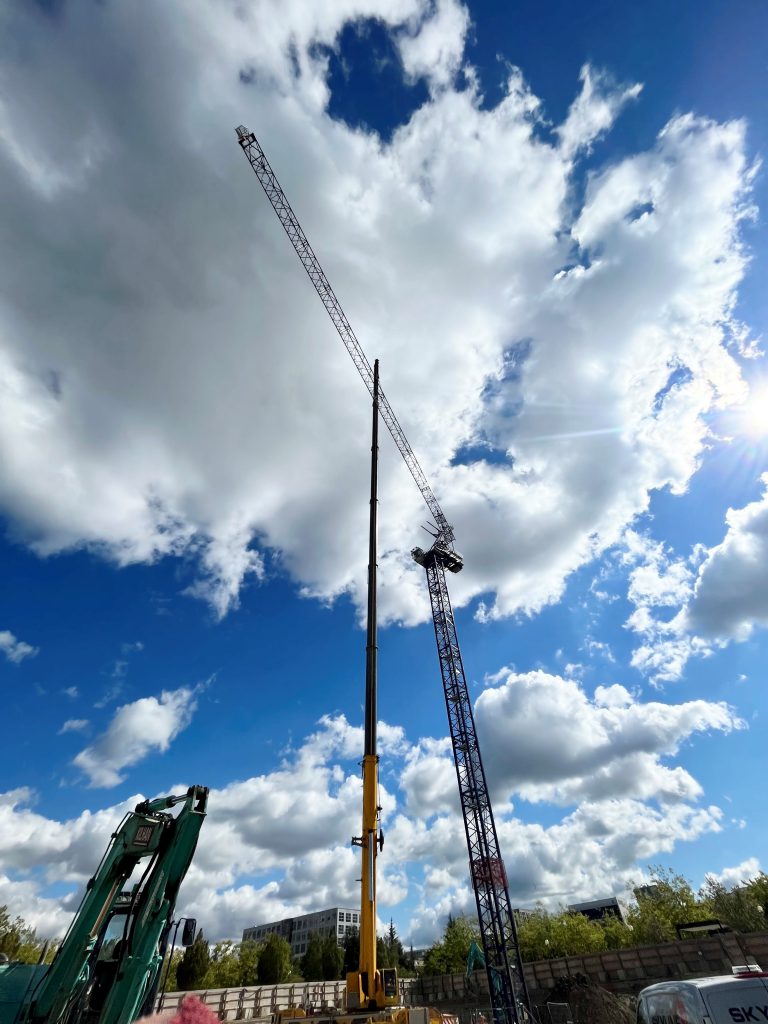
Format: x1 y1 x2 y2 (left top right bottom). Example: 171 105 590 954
159 930 768 1019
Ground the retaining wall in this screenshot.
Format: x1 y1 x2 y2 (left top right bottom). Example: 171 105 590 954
158 930 768 1019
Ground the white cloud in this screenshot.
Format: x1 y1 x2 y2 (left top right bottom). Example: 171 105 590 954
0 1 755 628
618 530 712 683
58 719 89 735
398 0 471 88
472 669 743 805
686 474 768 640
73 687 200 787
620 476 768 681
707 857 762 889
557 65 642 157
0 630 38 664
0 704 751 943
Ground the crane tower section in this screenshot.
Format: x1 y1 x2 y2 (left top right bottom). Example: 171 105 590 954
412 543 529 1023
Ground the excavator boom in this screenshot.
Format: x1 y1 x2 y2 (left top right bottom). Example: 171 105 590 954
0 786 208 1024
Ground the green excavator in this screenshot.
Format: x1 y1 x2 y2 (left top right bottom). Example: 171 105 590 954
0 786 208 1024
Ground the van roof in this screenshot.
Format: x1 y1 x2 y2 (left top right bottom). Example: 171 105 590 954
643 974 768 994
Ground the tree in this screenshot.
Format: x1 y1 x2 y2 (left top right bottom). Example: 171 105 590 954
204 941 241 989
163 950 185 993
201 939 261 988
700 873 768 933
176 932 210 991
600 914 634 951
301 933 324 981
342 926 359 975
517 908 607 961
378 919 405 970
257 932 293 984
422 915 479 976
0 906 55 964
321 930 344 980
238 939 261 986
627 866 711 945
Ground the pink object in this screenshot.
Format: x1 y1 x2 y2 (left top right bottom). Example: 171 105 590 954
139 995 221 1024
172 996 221 1024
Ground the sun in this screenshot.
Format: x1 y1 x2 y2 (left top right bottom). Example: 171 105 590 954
739 384 768 438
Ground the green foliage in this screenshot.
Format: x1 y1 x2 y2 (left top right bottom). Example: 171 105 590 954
176 931 210 991
517 908 608 961
626 866 711 945
320 930 344 980
746 872 768 916
257 932 293 984
301 933 324 981
0 905 56 964
299 930 342 981
238 940 261 986
198 939 260 988
422 915 480 976
163 950 184 993
599 914 634 951
342 926 359 975
378 919 405 970
700 872 768 934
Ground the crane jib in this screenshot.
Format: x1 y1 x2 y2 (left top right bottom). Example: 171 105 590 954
235 126 453 546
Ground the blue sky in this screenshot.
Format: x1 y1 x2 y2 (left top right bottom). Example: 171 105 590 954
0 0 766 944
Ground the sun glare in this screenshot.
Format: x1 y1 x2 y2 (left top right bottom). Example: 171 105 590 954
740 386 768 438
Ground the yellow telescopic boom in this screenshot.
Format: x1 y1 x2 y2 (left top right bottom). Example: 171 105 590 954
346 361 398 1011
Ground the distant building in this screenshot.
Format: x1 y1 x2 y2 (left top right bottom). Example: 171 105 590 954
243 907 360 957
513 908 538 923
633 883 661 903
567 896 627 923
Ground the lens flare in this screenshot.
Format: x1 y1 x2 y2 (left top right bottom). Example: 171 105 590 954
740 385 768 438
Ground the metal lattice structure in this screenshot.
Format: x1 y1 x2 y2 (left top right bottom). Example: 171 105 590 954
235 126 452 547
416 544 531 1024
235 125 531 1024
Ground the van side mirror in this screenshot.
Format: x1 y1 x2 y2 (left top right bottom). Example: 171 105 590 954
181 919 197 946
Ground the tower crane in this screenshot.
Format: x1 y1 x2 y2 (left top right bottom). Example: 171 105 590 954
235 126 532 1024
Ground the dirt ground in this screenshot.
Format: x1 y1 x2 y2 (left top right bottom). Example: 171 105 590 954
536 975 635 1024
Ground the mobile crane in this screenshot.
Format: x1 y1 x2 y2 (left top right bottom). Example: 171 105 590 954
0 786 208 1024
346 361 398 1013
235 126 533 1024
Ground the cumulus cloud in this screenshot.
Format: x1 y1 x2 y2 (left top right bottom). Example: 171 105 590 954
619 475 768 682
686 474 768 640
472 669 743 805
0 700 742 942
73 687 200 787
0 0 756 627
398 0 471 88
0 630 38 664
557 65 642 157
707 857 762 889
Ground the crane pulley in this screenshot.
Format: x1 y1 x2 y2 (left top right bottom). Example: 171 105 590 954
235 125 531 1024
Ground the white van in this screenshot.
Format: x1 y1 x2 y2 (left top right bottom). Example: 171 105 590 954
637 967 768 1023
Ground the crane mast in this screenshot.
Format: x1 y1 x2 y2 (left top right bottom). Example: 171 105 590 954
347 360 398 1011
235 126 531 1023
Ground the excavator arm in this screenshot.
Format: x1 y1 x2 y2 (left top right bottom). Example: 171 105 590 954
14 786 207 1024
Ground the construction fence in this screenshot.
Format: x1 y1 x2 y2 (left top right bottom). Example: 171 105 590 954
157 929 768 1020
